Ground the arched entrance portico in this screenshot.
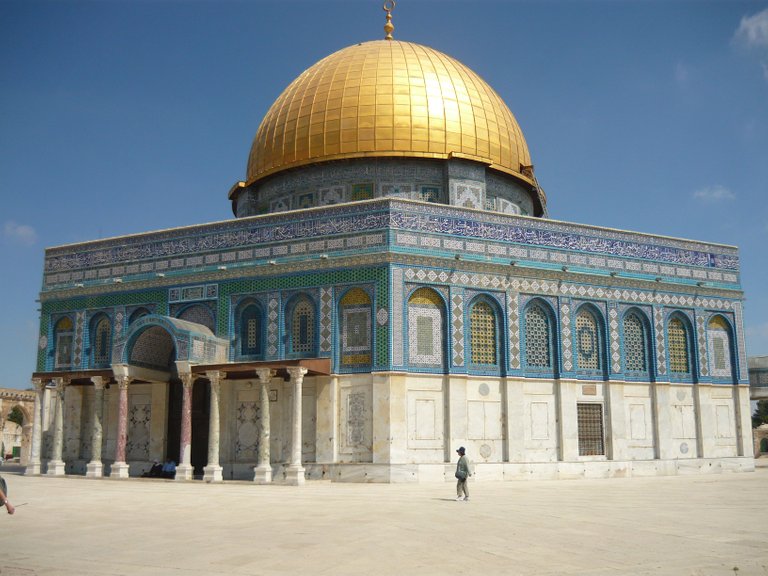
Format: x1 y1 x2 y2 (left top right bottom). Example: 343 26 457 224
111 314 228 479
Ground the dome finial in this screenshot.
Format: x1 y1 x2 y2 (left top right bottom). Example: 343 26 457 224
383 0 395 40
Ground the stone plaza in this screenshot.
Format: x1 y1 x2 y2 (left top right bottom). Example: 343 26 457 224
1 462 767 575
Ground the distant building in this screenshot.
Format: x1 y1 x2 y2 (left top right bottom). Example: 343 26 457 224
26 11 753 484
0 388 37 464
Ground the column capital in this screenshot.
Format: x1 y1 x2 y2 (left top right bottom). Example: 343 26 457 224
31 378 45 392
52 376 69 391
180 372 195 388
254 368 275 383
205 371 225 386
116 375 132 390
91 376 107 390
286 366 309 382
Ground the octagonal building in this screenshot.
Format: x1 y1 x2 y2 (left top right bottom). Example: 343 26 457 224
27 21 753 484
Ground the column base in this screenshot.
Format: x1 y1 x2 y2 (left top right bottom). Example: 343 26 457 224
25 462 42 475
175 464 193 481
46 460 66 476
253 465 273 484
284 464 306 486
86 461 104 478
203 465 223 483
110 462 130 478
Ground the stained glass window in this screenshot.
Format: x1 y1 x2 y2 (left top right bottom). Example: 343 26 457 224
576 310 600 370
291 298 315 354
707 316 732 379
525 304 551 368
668 317 690 374
470 301 497 365
240 304 262 357
93 316 111 365
623 313 647 372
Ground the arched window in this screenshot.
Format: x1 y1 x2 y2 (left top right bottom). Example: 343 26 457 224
707 316 733 380
469 299 498 367
668 316 691 375
54 316 74 369
91 315 112 367
128 307 150 325
623 312 649 374
239 303 263 358
177 304 215 332
524 303 552 369
575 308 602 372
289 296 316 356
340 288 372 367
407 287 445 369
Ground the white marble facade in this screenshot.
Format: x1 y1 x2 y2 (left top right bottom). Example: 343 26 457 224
39 370 753 482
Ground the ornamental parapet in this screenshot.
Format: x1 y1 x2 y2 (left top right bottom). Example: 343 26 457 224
41 199 740 294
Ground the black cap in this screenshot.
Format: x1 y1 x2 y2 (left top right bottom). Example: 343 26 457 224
456 446 465 454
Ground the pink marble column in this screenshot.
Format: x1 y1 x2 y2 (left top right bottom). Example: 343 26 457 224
203 371 223 483
25 378 45 475
86 376 106 478
110 376 131 478
46 377 67 476
175 372 194 481
253 368 274 484
285 366 308 486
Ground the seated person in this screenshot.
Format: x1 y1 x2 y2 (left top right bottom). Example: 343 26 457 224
161 459 176 479
143 461 162 477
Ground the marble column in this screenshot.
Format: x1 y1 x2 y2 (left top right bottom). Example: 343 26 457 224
175 372 194 481
110 375 132 478
25 378 46 475
285 366 308 486
46 377 67 476
253 368 274 484
86 376 106 478
203 371 223 483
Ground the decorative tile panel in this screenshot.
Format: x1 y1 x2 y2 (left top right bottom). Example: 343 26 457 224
393 268 405 366
267 295 279 357
608 303 621 374
733 302 748 381
320 287 333 353
654 305 667 376
74 311 85 368
508 291 520 369
560 299 572 371
696 313 709 378
451 290 464 367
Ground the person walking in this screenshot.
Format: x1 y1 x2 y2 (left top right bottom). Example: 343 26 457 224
455 446 470 501
0 479 15 515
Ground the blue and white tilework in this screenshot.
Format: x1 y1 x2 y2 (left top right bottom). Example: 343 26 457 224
451 291 464 367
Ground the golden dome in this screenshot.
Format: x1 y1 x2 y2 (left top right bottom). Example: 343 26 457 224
245 40 534 187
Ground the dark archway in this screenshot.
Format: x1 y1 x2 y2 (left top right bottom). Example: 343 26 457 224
165 378 210 478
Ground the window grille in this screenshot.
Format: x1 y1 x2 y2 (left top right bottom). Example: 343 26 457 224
576 310 599 370
668 317 690 374
93 317 111 365
470 301 497 365
623 313 647 372
525 305 551 368
577 403 605 456
292 299 314 354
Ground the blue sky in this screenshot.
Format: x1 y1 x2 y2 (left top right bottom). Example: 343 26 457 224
1 0 767 390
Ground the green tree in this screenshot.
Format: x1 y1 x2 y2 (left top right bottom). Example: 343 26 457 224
7 406 24 427
753 399 768 428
